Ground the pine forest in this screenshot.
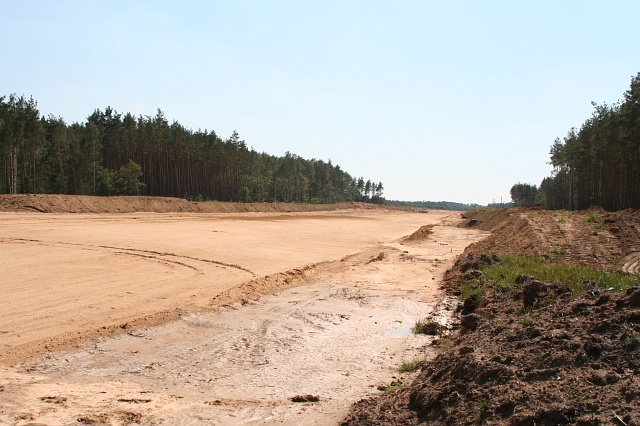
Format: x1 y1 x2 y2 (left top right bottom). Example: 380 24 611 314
512 72 640 212
0 98 384 204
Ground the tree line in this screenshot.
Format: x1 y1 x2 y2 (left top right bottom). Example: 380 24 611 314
510 182 540 207
388 200 484 211
0 96 384 204
511 72 640 211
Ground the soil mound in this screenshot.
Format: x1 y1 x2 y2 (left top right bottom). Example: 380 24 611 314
0 194 384 214
455 207 640 278
343 285 640 425
342 207 640 425
400 225 434 243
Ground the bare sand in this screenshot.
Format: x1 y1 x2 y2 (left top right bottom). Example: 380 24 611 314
0 209 487 425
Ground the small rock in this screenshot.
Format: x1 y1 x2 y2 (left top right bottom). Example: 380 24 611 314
459 346 474 355
461 313 481 331
549 329 569 340
289 394 320 403
461 295 479 314
522 279 548 308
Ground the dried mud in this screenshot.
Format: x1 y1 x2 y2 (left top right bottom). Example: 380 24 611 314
342 207 640 425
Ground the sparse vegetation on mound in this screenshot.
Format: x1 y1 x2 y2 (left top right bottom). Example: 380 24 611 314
341 207 640 425
398 358 423 373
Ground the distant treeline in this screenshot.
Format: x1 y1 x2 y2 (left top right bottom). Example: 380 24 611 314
388 200 485 211
511 72 640 211
0 96 384 204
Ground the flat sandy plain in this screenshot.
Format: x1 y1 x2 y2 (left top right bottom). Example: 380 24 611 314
0 208 486 425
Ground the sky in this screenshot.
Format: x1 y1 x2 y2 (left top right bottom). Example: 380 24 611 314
2 1 639 205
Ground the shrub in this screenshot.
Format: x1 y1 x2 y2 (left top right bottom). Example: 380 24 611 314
398 357 422 372
413 318 444 335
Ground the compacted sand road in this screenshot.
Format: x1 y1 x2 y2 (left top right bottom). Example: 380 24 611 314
0 209 487 425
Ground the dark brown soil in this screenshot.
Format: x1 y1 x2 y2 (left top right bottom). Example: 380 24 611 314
342 207 640 425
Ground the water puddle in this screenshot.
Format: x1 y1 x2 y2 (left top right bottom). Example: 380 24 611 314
384 326 413 336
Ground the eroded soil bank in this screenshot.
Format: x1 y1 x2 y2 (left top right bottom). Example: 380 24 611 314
0 202 486 425
341 207 640 425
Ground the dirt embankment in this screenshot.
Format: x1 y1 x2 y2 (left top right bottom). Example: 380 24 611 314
342 207 640 425
0 194 388 214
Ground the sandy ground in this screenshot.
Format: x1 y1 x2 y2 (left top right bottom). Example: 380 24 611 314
0 209 486 425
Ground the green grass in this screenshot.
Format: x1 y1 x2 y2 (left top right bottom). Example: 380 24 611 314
398 357 422 373
519 315 535 326
379 380 404 394
413 318 444 335
383 384 403 394
586 211 603 224
475 399 489 417
442 404 456 415
468 254 640 295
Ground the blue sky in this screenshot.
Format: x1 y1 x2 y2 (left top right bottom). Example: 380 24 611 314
2 1 639 204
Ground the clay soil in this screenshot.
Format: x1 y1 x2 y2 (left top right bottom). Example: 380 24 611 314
342 207 640 425
0 195 488 425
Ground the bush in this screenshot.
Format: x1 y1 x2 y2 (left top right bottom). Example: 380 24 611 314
96 160 145 196
114 160 145 195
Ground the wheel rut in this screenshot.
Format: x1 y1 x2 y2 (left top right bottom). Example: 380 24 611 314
0 237 256 276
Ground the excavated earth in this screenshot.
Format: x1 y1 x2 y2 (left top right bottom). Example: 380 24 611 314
342 206 640 425
4 196 640 425
0 195 487 425
0 194 386 214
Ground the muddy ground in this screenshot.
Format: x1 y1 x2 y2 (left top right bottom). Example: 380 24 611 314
342 207 640 425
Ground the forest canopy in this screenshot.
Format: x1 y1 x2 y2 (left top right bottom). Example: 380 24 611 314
513 72 640 211
0 96 383 204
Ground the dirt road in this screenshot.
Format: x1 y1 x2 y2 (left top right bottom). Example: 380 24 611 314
0 209 486 425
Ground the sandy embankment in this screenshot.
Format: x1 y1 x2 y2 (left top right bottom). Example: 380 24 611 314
0 205 487 424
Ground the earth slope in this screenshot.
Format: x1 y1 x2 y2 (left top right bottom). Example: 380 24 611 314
342 207 640 425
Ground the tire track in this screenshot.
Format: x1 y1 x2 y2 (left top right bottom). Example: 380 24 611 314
0 237 255 276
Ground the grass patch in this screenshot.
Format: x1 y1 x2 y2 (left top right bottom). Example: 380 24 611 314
586 211 603 224
413 318 444 335
519 315 535 326
467 254 640 295
398 357 422 373
378 379 404 394
475 399 489 417
383 383 403 394
442 404 456 415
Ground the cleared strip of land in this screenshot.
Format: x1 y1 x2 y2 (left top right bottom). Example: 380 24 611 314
0 207 489 425
0 209 459 364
